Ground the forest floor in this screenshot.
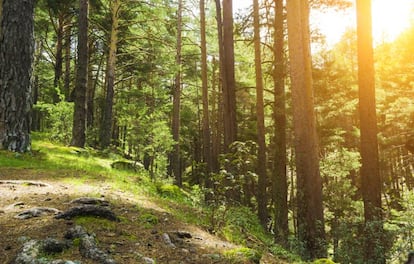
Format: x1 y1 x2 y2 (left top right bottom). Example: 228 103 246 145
0 167 285 264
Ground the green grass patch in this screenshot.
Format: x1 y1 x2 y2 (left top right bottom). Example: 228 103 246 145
223 247 261 263
74 216 117 232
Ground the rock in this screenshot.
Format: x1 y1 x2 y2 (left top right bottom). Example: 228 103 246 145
15 207 61 219
42 238 69 254
173 231 192 239
162 233 176 248
0 180 50 187
70 197 110 206
65 225 116 264
13 239 42 264
55 205 119 221
142 257 156 264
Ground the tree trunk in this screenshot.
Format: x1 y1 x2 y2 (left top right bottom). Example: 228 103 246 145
272 0 288 247
71 0 89 147
356 0 385 263
286 0 326 259
64 24 72 100
53 14 65 103
252 0 268 227
100 0 120 149
200 0 213 187
0 0 35 152
170 0 183 186
222 0 237 150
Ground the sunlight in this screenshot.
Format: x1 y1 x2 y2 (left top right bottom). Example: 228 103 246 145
372 0 414 42
314 0 414 46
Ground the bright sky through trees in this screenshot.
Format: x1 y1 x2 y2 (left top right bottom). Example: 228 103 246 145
234 0 414 46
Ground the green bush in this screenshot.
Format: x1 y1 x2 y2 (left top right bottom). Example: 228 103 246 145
34 101 74 144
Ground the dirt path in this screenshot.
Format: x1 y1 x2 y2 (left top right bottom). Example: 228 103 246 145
0 170 247 264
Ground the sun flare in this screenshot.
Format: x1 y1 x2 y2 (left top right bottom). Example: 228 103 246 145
312 0 414 45
372 0 414 41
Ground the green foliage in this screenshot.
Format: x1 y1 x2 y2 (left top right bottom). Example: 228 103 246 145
223 247 261 264
139 213 159 228
387 191 414 263
156 183 184 199
218 206 266 246
34 101 74 144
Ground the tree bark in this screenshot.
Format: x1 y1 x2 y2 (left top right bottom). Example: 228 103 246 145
252 0 268 227
272 0 288 247
200 0 213 187
222 0 237 150
100 0 120 149
286 0 326 259
0 0 35 152
170 0 183 186
71 0 89 147
64 24 72 100
356 0 385 263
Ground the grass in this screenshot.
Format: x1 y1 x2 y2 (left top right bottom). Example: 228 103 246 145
0 133 304 263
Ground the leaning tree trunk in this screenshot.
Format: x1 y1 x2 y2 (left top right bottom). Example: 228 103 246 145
286 0 326 259
0 0 35 152
71 0 89 147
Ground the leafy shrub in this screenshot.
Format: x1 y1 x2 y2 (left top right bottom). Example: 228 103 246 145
34 101 73 144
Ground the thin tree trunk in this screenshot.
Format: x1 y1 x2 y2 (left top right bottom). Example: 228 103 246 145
100 0 120 149
53 14 65 103
170 0 183 186
272 0 288 247
64 24 72 100
200 0 213 187
222 0 237 150
71 0 89 147
286 0 326 259
0 0 35 152
252 0 268 227
356 0 385 263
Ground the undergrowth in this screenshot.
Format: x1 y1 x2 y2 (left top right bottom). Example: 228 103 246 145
0 132 304 263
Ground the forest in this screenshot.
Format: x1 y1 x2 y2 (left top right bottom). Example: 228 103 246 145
1 0 414 263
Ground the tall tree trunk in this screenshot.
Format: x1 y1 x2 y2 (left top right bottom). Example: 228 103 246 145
170 0 183 186
100 0 120 149
71 0 89 147
286 0 326 259
252 0 268 227
52 14 65 103
356 0 385 263
64 24 72 100
222 0 237 150
0 0 35 152
200 0 213 187
272 0 288 247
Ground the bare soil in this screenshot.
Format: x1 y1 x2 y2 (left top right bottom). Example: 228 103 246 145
0 168 282 264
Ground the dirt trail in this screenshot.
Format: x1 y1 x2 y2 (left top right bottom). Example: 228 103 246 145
0 170 245 264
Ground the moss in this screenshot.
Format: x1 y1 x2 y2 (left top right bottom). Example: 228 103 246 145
313 258 336 264
74 216 116 232
139 213 159 228
223 247 261 263
156 183 183 199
